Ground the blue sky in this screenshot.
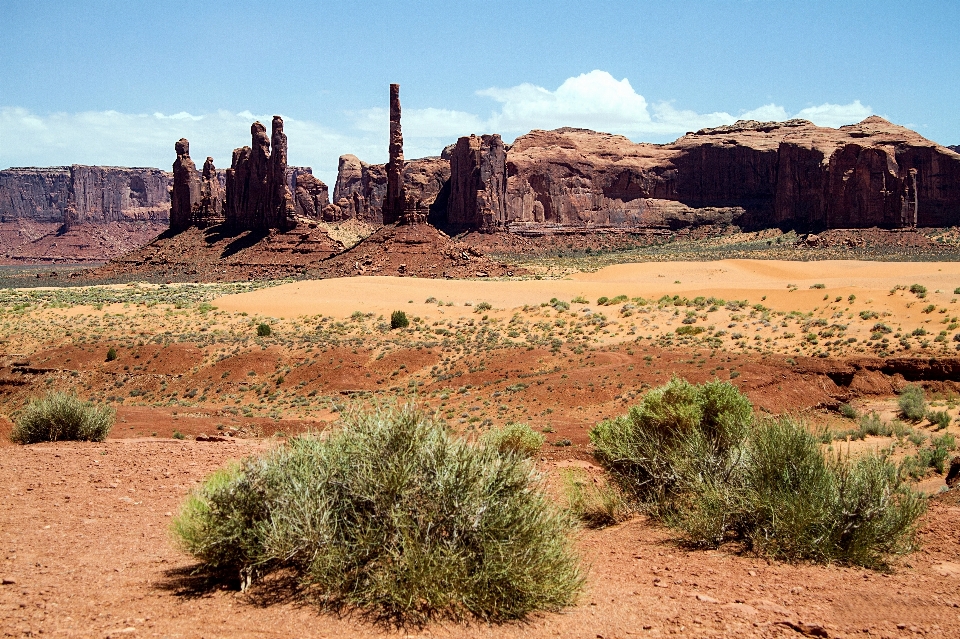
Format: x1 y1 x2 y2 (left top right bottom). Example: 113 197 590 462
1 0 957 185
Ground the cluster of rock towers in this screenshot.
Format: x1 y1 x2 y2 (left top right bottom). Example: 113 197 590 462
170 84 445 234
169 116 296 233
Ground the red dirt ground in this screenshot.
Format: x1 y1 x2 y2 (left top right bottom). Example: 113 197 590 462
3 336 960 637
1 439 958 638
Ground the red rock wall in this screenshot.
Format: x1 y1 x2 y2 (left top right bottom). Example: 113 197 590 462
497 118 960 233
447 134 506 232
0 166 170 227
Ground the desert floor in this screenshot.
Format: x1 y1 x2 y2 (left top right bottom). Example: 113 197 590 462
2 259 960 638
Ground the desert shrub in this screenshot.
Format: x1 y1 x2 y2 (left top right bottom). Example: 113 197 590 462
591 379 925 569
857 412 891 437
560 468 629 528
172 404 582 623
859 310 879 320
900 434 954 478
256 323 272 337
571 296 589 304
675 325 705 336
11 391 115 444
910 284 927 298
596 296 609 306
390 310 409 329
735 420 925 568
927 409 951 431
480 423 545 457
590 377 753 507
474 301 492 312
810 283 826 289
898 385 927 421
106 347 118 362
839 403 858 420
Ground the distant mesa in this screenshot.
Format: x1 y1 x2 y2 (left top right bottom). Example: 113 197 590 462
3 84 960 269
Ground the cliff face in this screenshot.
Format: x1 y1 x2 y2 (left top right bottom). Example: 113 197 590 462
447 134 507 232
0 166 170 226
491 117 960 233
330 155 448 224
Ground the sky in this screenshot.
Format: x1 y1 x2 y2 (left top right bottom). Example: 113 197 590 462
1 0 958 186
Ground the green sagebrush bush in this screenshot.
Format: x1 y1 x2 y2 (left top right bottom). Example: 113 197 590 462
591 377 925 569
590 377 753 506
898 385 927 422
172 404 582 624
11 391 115 444
479 422 545 457
390 310 409 329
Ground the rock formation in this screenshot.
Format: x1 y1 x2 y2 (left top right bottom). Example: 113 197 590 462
170 139 202 231
331 154 448 224
224 117 296 231
949 145 960 154
331 155 385 223
489 117 960 233
294 173 331 220
447 134 507 232
199 157 224 225
0 166 170 225
383 83 406 225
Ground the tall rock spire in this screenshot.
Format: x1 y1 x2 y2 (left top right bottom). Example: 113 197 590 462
383 83 406 225
170 138 201 232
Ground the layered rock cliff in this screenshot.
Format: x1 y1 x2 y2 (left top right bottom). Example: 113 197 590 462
443 117 960 233
0 165 170 226
447 134 507 232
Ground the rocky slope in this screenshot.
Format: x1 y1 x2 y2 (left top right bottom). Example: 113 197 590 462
84 222 345 282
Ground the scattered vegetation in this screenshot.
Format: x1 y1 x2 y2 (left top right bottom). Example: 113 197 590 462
11 391 115 444
172 404 583 623
591 378 926 569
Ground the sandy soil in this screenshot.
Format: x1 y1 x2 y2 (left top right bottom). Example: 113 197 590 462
3 259 960 637
214 259 960 319
2 440 959 639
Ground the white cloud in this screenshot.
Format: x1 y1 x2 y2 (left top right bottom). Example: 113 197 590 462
480 70 654 133
793 100 874 128
471 71 873 138
739 103 790 122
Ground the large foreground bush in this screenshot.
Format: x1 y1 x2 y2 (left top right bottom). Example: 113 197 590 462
591 377 925 569
172 404 582 623
11 391 115 444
